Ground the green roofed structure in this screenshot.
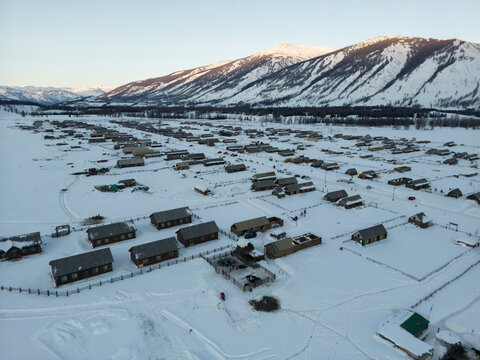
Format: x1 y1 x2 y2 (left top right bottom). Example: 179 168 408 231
400 312 429 338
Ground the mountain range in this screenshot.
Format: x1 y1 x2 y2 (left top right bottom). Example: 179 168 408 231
2 36 479 109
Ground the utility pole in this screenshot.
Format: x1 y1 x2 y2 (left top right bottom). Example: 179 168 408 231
392 187 396 201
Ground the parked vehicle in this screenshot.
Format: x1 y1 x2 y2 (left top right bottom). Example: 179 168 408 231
245 231 257 239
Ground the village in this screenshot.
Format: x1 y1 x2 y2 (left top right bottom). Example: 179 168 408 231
1 108 479 360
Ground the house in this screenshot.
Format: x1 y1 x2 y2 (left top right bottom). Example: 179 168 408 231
388 177 412 186
311 160 324 168
284 182 316 195
0 232 42 261
443 158 458 165
230 216 283 236
225 164 246 173
265 233 322 259
446 188 462 198
194 186 211 196
116 157 145 168
358 170 377 180
203 158 226 166
272 186 286 198
174 161 190 170
176 221 219 247
275 177 298 187
129 237 179 267
150 207 192 230
251 179 276 191
408 213 432 228
324 189 348 202
394 166 412 173
352 224 387 246
336 195 363 209
377 310 433 360
251 172 276 182
49 248 114 287
467 192 480 204
234 240 265 263
345 168 357 176
406 179 430 190
321 162 340 171
118 178 137 187
87 221 136 248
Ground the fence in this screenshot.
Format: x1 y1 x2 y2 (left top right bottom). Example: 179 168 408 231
0 245 233 298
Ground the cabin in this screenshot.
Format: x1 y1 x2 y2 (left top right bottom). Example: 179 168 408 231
203 158 226 166
446 188 462 198
311 160 324 168
0 232 42 261
194 186 211 196
406 179 430 190
272 186 286 198
150 207 192 230
251 179 276 192
284 182 315 195
345 168 357 176
388 177 412 186
443 158 458 165
225 164 246 173
321 162 340 171
324 189 348 203
87 221 136 248
265 233 322 259
358 170 377 180
129 237 179 267
275 177 298 187
251 172 276 182
394 166 411 173
352 224 387 246
176 221 219 247
230 216 283 236
116 157 145 168
336 195 363 209
467 192 480 204
174 161 190 170
49 248 114 287
408 212 432 228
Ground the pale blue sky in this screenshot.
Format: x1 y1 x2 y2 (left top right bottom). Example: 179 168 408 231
1 0 479 88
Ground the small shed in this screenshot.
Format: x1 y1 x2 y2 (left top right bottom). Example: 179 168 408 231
408 213 432 228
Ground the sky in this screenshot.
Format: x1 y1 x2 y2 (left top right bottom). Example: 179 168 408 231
1 0 479 88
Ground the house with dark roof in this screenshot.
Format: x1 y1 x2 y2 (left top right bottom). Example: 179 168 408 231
116 157 145 168
251 179 276 192
176 221 219 247
446 188 462 198
408 212 432 228
230 216 283 236
324 189 348 202
358 170 377 180
150 207 192 230
467 192 480 204
388 177 412 186
203 158 226 167
406 179 430 190
345 168 357 176
251 172 276 182
87 221 136 247
336 195 363 209
352 224 387 246
0 232 42 261
225 164 246 173
321 162 340 171
129 237 179 267
275 177 297 187
284 182 316 195
49 248 113 286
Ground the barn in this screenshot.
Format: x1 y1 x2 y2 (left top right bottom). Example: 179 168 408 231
87 221 136 247
49 248 114 287
129 237 179 267
352 224 387 246
150 207 192 230
176 221 219 247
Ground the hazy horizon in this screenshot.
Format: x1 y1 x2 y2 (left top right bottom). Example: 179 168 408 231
1 0 479 88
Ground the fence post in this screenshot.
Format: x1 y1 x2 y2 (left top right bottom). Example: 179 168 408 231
28 288 31 294
77 288 80 293
56 291 58 297
121 275 123 280
111 277 113 283
38 289 40 295
19 287 22 293
47 290 50 296
66 291 69 297
89 284 91 289
99 281 102 286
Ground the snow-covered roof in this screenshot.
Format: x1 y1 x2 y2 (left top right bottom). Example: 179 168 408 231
378 322 433 358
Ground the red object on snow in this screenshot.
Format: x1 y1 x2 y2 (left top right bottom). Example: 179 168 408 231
220 292 226 300
408 196 416 200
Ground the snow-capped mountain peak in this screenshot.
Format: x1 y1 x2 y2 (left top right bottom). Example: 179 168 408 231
254 43 336 60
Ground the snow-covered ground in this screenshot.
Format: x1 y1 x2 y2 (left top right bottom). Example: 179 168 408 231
0 108 479 359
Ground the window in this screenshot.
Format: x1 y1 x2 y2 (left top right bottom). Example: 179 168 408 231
21 248 27 254
71 273 78 280
103 265 109 271
179 219 183 224
96 240 101 246
161 223 165 228
128 233 133 239
210 233 215 239
143 259 148 265
104 238 109 244
121 234 126 240
156 255 162 261
168 251 175 257
61 275 68 282
167 221 171 227
93 267 99 274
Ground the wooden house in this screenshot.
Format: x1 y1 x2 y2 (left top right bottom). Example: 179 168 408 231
150 207 192 230
388 177 412 186
345 168 357 176
194 186 211 196
406 179 430 190
231 216 283 236
0 232 42 261
116 157 145 168
203 158 226 166
394 166 411 173
446 188 462 198
467 192 480 204
87 221 136 248
49 248 113 287
129 237 179 267
176 221 219 247
336 195 363 209
275 177 297 187
251 172 276 182
251 179 276 191
284 182 315 195
324 189 348 202
358 170 377 180
321 162 340 171
408 213 432 228
265 233 322 259
225 164 246 173
352 224 387 246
